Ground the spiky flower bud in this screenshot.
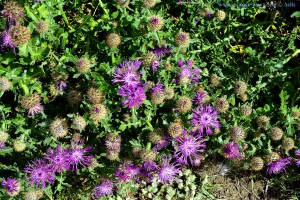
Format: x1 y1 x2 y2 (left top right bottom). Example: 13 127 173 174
88 158 99 170
257 115 270 130
106 150 119 161
250 157 264 171
143 0 156 8
215 10 226 21
1 1 25 23
50 119 68 138
0 131 9 143
13 139 26 152
122 113 131 122
282 138 294 151
270 127 283 141
106 33 121 48
132 146 141 157
165 63 172 71
148 16 163 31
90 104 107 124
67 90 82 105
175 32 190 46
176 96 192 113
72 116 87 131
240 93 248 101
229 126 246 142
10 25 30 46
72 133 81 143
35 20 49 34
0 77 12 91
215 98 230 113
149 128 164 144
105 132 121 151
240 105 252 116
165 87 175 100
112 21 118 27
140 149 157 161
234 81 247 95
210 74 220 88
168 122 183 138
292 111 300 118
76 58 91 73
265 152 280 164
87 87 104 104
20 93 41 110
142 51 157 67
115 0 130 7
24 190 43 200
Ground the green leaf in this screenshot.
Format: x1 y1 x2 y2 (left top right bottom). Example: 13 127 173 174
291 11 300 18
111 11 119 19
119 123 127 131
279 90 289 115
25 6 39 22
38 4 49 18
18 44 30 57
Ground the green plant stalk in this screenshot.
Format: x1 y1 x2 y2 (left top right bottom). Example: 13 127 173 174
175 46 182 60
19 81 29 95
146 142 151 150
111 50 115 64
59 7 72 29
154 31 161 47
146 120 154 131
131 107 137 125
98 0 109 15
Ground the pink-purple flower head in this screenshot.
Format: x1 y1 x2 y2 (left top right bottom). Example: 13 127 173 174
193 91 206 106
139 160 159 182
24 159 55 188
0 142 6 149
118 84 146 109
115 162 140 183
191 105 221 135
149 83 165 94
153 135 171 152
1 177 20 196
152 45 173 60
295 149 300 157
266 157 291 175
67 139 93 172
44 145 70 173
113 60 142 86
157 156 181 184
92 179 114 198
222 140 242 159
177 60 200 85
28 103 44 117
173 130 206 166
56 81 67 92
0 30 16 54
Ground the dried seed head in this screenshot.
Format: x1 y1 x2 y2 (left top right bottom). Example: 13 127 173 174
0 77 12 91
234 81 247 95
165 87 175 100
0 131 9 143
140 149 157 161
282 138 295 151
76 58 91 73
175 32 190 46
210 74 220 88
270 127 283 141
215 98 230 113
20 93 41 110
72 133 81 143
88 158 99 170
13 139 26 152
142 51 157 67
115 0 130 7
176 96 192 113
265 152 280 164
250 157 264 171
240 105 252 116
106 149 119 161
35 20 49 34
87 87 104 104
2 1 25 23
230 126 246 142
168 122 183 138
215 10 226 21
10 25 30 46
257 115 270 130
165 63 172 71
148 16 163 31
106 33 121 48
132 146 142 157
239 93 248 101
122 113 131 122
90 104 107 124
67 90 82 105
150 92 165 105
149 128 164 144
72 116 87 131
196 85 204 92
50 119 68 138
143 0 156 8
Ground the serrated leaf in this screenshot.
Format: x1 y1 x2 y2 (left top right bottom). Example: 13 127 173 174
279 90 289 115
119 123 127 131
291 11 300 18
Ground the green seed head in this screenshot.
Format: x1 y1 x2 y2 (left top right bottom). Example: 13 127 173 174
0 131 9 143
150 92 165 105
215 98 230 113
148 128 164 144
257 115 270 130
76 58 91 73
168 122 183 138
165 87 175 100
234 80 247 95
142 51 157 67
265 152 280 164
210 74 220 88
143 0 156 8
282 137 294 151
240 105 252 116
115 0 130 7
67 90 82 105
13 139 27 152
215 10 226 21
140 149 157 161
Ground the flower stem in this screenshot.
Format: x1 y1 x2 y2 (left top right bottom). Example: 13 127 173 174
19 81 29 95
154 31 161 46
146 142 151 150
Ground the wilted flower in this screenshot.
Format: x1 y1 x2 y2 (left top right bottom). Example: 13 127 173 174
118 84 146 109
222 140 242 159
266 157 291 175
157 156 180 184
152 135 171 152
1 1 25 24
113 60 142 86
44 145 70 173
28 103 44 116
92 179 114 198
173 130 206 166
1 177 20 197
191 105 221 135
115 162 140 182
24 159 55 188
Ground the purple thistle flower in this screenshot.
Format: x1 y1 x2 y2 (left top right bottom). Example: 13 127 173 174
115 162 140 183
191 105 221 135
149 83 165 94
151 60 160 72
295 159 300 167
152 45 173 60
173 130 206 166
113 60 142 86
28 103 44 116
1 178 20 196
222 140 242 159
139 160 158 182
44 145 70 173
178 59 184 67
67 139 93 172
266 157 291 175
56 81 67 92
295 149 300 157
195 19 200 24
192 91 206 106
0 142 6 149
92 179 114 198
177 60 200 85
0 30 16 54
118 85 146 109
157 156 181 184
153 135 171 152
24 159 55 188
